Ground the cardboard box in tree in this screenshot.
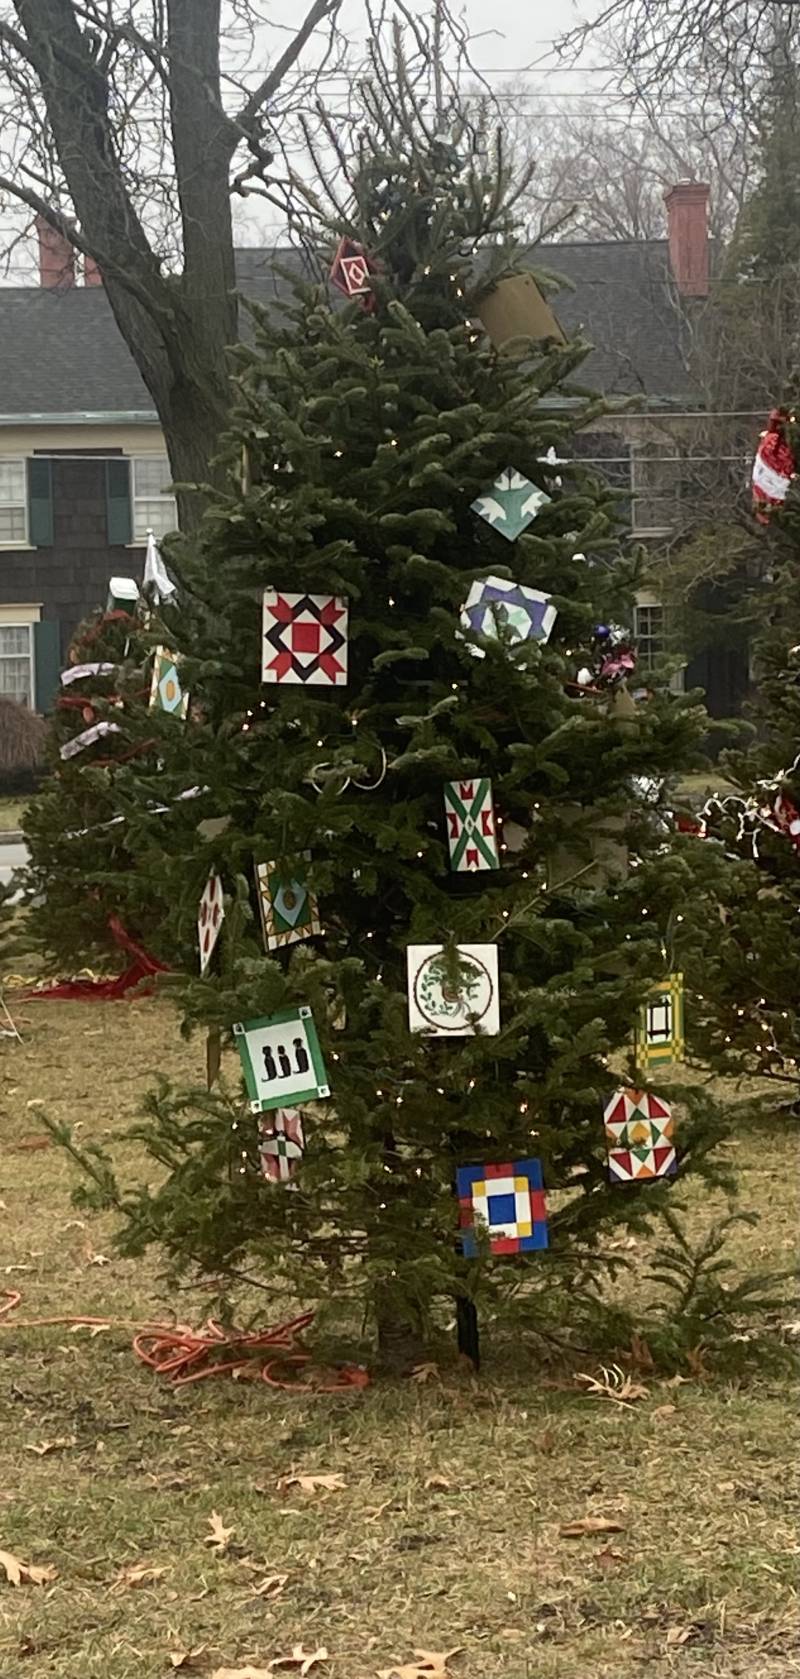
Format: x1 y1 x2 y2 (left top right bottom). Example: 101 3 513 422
476 272 566 352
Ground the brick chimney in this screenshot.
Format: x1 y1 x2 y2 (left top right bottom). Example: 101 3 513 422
84 253 103 286
35 214 76 290
664 181 710 298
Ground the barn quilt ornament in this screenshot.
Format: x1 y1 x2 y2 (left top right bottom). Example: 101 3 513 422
407 944 500 1036
198 869 224 974
233 1007 330 1112
149 647 188 716
635 972 685 1070
444 778 499 872
261 590 348 686
471 467 551 540
329 236 377 308
255 856 321 951
603 1088 677 1184
258 1109 305 1182
460 575 557 656
457 1159 549 1256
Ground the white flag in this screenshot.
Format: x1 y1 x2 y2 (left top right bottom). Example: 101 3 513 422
143 528 177 603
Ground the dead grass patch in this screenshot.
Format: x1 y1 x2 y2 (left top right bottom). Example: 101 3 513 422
0 1000 798 1679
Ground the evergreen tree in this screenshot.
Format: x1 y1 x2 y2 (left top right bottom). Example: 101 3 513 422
680 432 800 1110
64 35 730 1356
23 577 185 972
661 25 800 692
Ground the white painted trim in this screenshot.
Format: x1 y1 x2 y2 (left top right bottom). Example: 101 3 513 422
0 604 40 710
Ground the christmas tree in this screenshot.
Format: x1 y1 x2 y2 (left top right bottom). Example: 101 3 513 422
23 553 184 974
64 36 731 1359
680 416 800 1110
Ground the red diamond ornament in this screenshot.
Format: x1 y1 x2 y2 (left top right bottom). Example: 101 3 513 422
330 237 377 310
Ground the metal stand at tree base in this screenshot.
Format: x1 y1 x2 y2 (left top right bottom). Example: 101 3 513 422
456 1295 480 1370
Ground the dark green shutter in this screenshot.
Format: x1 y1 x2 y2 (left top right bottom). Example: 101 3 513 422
27 457 53 547
105 458 132 545
33 620 61 714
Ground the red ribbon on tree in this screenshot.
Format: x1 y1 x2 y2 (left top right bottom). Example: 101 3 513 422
752 408 796 523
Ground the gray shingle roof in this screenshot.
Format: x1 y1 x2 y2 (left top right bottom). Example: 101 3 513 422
0 240 697 420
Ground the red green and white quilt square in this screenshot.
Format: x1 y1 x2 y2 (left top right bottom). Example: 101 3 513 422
603 1087 677 1184
457 1159 548 1256
262 590 348 686
258 1108 305 1182
471 467 551 541
444 778 499 871
198 869 224 974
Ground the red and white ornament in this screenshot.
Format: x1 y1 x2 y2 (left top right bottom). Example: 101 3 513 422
262 590 348 686
198 869 224 973
258 1109 305 1182
329 237 377 309
752 408 795 523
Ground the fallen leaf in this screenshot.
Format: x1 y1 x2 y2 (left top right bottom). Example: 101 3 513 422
169 1648 207 1670
204 1512 236 1553
685 1345 711 1379
666 1625 699 1646
627 1332 655 1371
662 1373 690 1390
651 1404 677 1421
576 1365 649 1406
249 1574 288 1599
0 1547 57 1586
86 1251 111 1267
110 1561 170 1592
277 1473 345 1497
13 1135 52 1152
377 1649 462 1679
560 1516 627 1538
211 1670 272 1679
410 1363 441 1384
423 1475 450 1492
270 1648 329 1675
595 1546 628 1567
23 1437 75 1456
365 1500 394 1523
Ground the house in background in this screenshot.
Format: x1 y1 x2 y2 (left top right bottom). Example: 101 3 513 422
0 189 756 716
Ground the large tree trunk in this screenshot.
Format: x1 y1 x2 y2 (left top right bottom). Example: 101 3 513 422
16 0 239 533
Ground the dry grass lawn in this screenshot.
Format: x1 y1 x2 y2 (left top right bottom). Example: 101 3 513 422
0 997 798 1679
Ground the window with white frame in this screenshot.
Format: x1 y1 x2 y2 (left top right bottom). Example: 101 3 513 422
0 622 34 705
0 459 27 545
633 601 665 668
132 456 177 541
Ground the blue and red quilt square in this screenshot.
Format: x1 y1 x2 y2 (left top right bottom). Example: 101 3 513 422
456 1159 549 1256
